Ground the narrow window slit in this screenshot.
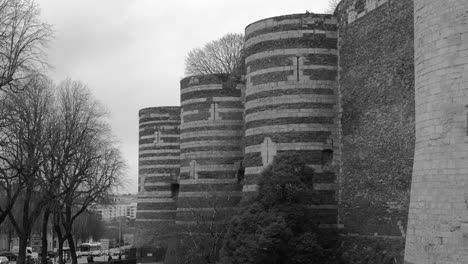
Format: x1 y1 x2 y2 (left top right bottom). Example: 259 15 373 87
296 56 300 81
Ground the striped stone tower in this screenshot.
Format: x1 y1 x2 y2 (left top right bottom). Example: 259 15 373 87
176 74 244 234
242 14 341 228
404 1 468 263
135 107 180 250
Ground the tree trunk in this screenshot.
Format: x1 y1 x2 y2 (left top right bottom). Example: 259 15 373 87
17 234 28 264
41 208 51 264
17 186 32 264
64 206 78 264
57 238 64 264
54 217 64 264
65 232 77 264
7 229 12 251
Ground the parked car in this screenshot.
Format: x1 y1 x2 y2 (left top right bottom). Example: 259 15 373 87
0 256 9 264
0 253 17 261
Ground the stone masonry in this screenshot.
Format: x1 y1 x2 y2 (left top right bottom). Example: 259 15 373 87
135 107 180 250
404 0 468 263
243 13 341 231
176 74 244 236
135 1 468 262
335 0 415 261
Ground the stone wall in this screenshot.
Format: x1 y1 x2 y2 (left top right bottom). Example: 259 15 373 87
335 0 414 262
135 107 180 253
404 0 468 263
243 13 341 230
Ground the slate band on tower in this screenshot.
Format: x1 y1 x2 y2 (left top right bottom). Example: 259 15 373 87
135 107 181 246
242 13 341 228
176 74 245 231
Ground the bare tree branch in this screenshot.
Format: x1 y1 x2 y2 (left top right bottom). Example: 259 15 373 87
184 33 244 77
325 0 341 14
0 0 53 92
1 77 125 264
50 79 125 264
0 75 56 264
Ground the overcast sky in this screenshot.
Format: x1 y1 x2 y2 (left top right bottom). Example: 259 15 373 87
36 0 331 194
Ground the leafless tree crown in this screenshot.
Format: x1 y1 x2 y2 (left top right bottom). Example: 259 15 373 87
0 77 125 264
0 0 53 92
184 33 244 77
325 0 341 14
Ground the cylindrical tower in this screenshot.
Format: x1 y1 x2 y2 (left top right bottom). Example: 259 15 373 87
243 14 340 227
176 74 244 233
404 1 468 263
135 107 180 251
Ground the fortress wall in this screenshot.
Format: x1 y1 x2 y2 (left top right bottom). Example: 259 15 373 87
176 74 244 232
335 0 414 260
243 13 341 229
135 106 180 247
404 0 468 263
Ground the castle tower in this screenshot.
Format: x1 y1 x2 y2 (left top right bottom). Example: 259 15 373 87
135 107 180 253
176 74 244 235
404 0 468 263
242 14 341 229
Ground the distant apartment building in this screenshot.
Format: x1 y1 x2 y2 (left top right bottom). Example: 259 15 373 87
94 194 137 222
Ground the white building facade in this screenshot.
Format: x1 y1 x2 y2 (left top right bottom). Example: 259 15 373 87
94 194 137 222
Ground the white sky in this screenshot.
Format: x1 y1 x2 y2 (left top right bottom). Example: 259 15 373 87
36 0 331 194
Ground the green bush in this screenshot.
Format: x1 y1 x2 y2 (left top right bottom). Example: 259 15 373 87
219 153 343 264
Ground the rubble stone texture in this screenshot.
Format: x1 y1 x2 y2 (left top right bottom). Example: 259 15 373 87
334 0 415 261
404 0 468 263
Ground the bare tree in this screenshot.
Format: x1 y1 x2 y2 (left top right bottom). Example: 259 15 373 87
0 93 24 226
0 76 56 264
325 0 341 14
51 79 125 264
1 78 125 264
0 0 53 92
0 157 23 225
0 0 53 224
0 0 53 222
184 33 244 77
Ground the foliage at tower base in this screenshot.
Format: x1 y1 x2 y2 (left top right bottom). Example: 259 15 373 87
219 153 344 264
